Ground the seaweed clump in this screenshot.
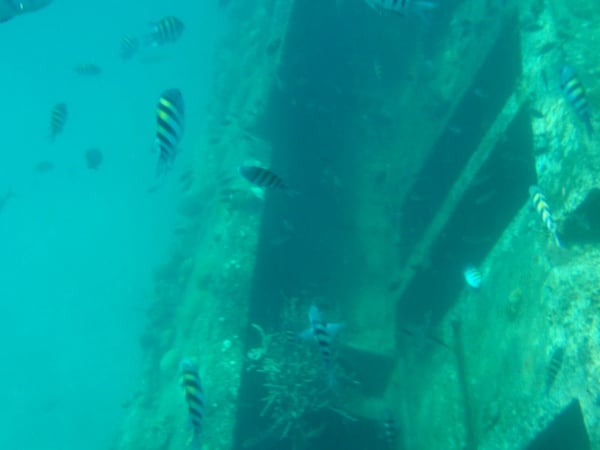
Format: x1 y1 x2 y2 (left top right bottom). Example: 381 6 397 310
243 296 353 449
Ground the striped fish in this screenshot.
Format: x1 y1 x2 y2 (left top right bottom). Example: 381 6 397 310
560 65 593 135
546 347 564 392
300 305 342 386
463 265 482 289
529 185 561 248
120 34 140 60
365 0 437 21
145 16 185 47
48 102 67 142
238 165 288 191
382 411 398 450
155 89 184 176
180 358 204 445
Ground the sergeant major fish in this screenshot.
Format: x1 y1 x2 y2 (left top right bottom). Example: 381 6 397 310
145 16 185 47
180 358 204 447
48 102 67 142
560 65 593 135
529 185 561 247
120 34 140 60
463 265 482 289
365 0 437 21
300 305 342 386
238 165 287 190
155 88 184 176
238 165 300 197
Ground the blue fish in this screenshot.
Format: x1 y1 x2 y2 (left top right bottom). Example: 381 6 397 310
560 65 593 135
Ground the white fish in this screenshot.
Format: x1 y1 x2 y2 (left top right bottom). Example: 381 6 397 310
365 0 437 21
463 265 482 289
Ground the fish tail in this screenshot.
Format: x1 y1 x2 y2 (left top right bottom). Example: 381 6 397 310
190 429 202 450
554 233 562 248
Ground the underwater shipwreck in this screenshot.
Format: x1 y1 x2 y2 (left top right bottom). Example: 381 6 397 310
113 0 600 449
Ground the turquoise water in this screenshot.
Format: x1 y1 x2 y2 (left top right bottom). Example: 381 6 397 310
0 2 223 449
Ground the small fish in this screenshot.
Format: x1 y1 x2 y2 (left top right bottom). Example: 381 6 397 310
529 185 561 247
145 16 185 47
382 411 398 449
300 305 342 386
34 160 55 173
546 347 564 392
365 0 437 22
48 102 67 142
155 88 185 176
180 358 204 445
238 165 288 191
73 63 102 76
120 34 140 60
560 65 593 135
85 148 103 170
463 265 482 289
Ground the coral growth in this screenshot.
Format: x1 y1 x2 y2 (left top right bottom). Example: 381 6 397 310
243 296 353 448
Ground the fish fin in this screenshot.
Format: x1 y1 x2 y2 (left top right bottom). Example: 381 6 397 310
250 186 265 201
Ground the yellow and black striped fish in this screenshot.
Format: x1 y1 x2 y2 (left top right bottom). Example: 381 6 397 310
180 358 204 444
48 102 67 142
529 185 561 247
155 88 184 176
120 34 140 60
145 16 185 47
560 65 593 135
